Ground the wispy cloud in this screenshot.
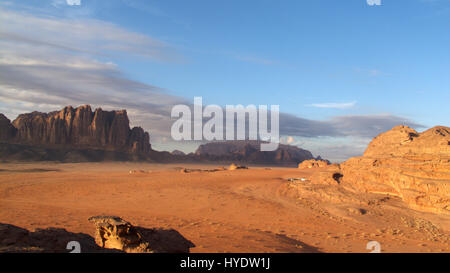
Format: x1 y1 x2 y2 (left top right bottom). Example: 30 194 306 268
279 112 423 138
0 6 187 140
52 0 81 8
309 101 357 109
0 7 182 62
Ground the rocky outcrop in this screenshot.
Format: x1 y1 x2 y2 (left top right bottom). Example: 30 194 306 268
195 141 316 166
363 125 450 157
88 216 150 253
228 163 248 170
1 105 151 154
331 126 450 214
88 216 194 253
298 159 330 169
0 114 17 142
129 127 151 154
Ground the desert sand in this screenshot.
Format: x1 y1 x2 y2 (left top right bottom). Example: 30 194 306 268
0 162 448 253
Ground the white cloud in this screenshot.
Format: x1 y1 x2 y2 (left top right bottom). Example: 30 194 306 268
309 101 357 109
367 0 382 6
66 0 81 6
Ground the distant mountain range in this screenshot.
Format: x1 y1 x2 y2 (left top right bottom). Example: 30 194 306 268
0 105 323 165
193 141 317 165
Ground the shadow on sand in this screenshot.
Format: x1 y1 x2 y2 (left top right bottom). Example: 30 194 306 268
0 222 195 253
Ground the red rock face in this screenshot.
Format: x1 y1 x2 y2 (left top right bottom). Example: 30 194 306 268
0 114 17 142
337 125 450 214
3 105 151 154
129 127 151 154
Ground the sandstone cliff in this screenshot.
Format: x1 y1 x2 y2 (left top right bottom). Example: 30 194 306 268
0 114 17 142
1 106 323 165
323 125 450 214
0 105 150 154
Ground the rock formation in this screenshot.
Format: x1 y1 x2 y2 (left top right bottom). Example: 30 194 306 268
0 114 17 143
88 216 150 253
228 163 248 170
88 216 194 253
321 126 450 214
1 106 327 165
298 159 330 169
195 141 316 166
0 105 151 154
1 218 195 253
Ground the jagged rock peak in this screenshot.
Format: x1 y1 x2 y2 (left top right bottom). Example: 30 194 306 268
1 105 151 154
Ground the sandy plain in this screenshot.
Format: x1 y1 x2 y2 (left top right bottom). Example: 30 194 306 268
0 162 448 253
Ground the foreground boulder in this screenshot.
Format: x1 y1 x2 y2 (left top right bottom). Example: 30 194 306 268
0 218 194 253
88 216 195 253
88 216 150 253
332 126 450 214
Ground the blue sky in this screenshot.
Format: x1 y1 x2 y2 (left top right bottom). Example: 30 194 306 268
0 0 449 161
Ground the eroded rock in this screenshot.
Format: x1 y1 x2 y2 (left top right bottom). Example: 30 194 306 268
0 114 17 142
7 105 151 154
88 216 195 253
338 126 450 214
298 159 330 169
88 216 150 253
